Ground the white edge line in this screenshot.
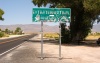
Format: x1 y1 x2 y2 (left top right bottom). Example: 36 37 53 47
0 41 26 56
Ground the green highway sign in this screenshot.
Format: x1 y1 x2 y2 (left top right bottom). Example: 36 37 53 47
32 8 71 22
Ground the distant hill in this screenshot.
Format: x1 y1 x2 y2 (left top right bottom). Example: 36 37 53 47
0 24 59 33
0 23 99 34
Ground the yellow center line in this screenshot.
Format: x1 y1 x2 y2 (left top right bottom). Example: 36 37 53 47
0 35 29 45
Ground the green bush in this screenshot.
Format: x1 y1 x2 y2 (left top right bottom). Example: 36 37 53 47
0 32 4 37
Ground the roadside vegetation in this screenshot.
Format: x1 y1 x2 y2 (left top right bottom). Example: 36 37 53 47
0 27 24 38
43 33 59 40
85 32 100 40
43 32 100 41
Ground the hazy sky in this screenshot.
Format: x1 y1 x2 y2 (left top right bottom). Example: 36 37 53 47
0 0 60 26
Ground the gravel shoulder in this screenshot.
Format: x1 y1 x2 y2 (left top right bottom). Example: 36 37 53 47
0 34 30 40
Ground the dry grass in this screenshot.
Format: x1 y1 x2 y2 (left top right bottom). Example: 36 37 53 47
43 33 59 39
85 35 100 40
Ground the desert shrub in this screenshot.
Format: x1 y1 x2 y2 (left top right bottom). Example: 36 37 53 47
14 27 23 35
0 32 4 37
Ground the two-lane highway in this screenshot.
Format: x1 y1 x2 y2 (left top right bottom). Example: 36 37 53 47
0 34 37 56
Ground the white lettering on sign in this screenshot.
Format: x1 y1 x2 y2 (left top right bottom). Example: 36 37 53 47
33 10 69 15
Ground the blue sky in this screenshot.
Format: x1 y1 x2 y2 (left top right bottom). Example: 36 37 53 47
0 0 34 25
0 0 59 26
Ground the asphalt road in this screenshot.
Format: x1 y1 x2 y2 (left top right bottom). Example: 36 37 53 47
0 34 37 54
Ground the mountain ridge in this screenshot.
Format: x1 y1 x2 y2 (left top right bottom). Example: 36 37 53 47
0 24 59 33
0 24 100 34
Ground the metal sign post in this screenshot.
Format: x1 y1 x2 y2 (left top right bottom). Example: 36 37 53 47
59 21 62 59
41 21 44 60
